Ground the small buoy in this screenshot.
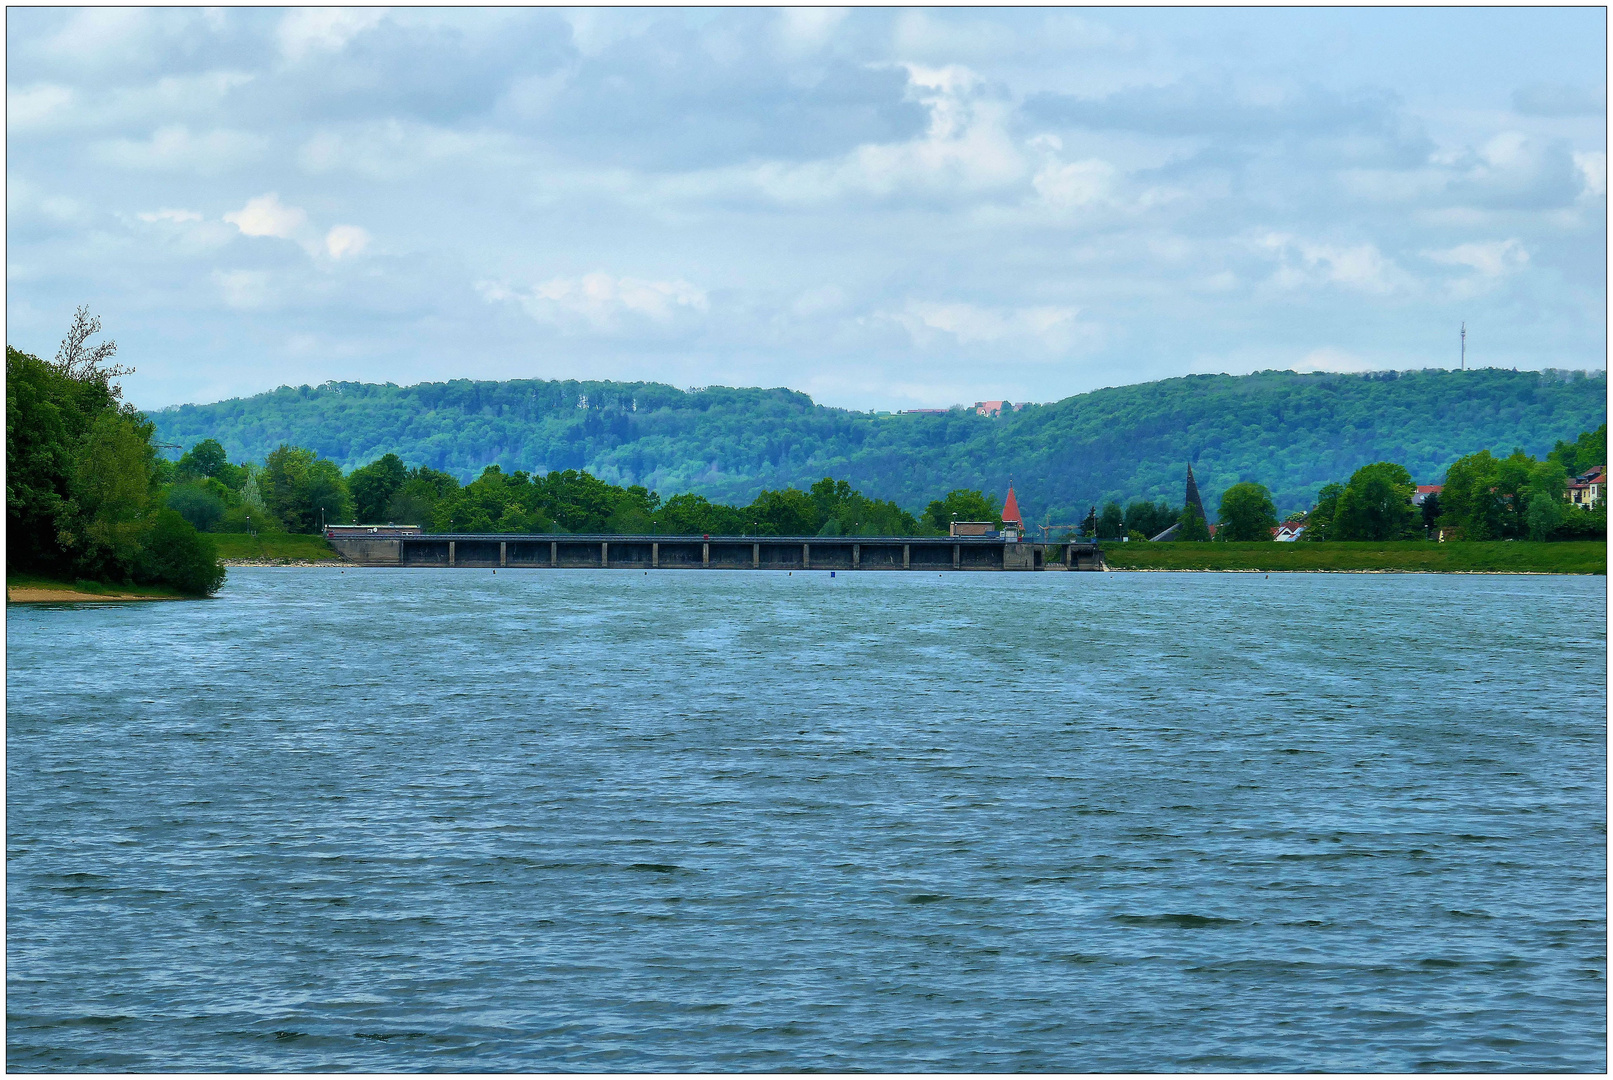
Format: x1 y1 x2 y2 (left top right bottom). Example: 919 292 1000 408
830 571 836 578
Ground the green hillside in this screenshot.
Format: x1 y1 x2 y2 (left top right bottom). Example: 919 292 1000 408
149 368 1606 523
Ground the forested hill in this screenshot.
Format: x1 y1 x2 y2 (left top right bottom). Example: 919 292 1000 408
150 368 1606 523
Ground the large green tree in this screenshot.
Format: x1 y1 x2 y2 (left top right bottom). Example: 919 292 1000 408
1095 500 1126 540
348 452 408 523
1548 423 1607 477
262 444 354 532
7 313 224 595
1124 499 1177 540
1175 505 1210 542
923 489 1000 532
1217 482 1278 541
1332 462 1417 541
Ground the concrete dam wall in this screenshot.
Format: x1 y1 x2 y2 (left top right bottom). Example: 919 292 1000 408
326 533 1105 572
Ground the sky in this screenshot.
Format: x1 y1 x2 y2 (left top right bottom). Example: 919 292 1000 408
6 7 1607 412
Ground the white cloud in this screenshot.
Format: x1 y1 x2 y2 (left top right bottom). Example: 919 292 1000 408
482 272 709 332
94 125 266 174
8 176 82 224
214 269 274 310
324 225 371 259
1574 151 1606 197
1425 239 1529 277
792 285 849 318
296 121 517 180
892 300 1088 353
277 8 386 62
736 63 1026 203
7 84 73 132
137 208 203 224
1258 233 1404 294
224 193 309 240
776 8 848 55
893 11 1024 62
39 8 151 69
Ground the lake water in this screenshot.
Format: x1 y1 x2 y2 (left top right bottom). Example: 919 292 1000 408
7 567 1606 1071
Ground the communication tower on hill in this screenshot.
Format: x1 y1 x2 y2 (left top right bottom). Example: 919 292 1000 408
1460 322 1466 370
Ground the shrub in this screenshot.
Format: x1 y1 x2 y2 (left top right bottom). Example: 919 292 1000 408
136 509 226 596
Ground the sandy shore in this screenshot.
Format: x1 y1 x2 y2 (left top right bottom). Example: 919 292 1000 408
8 585 184 603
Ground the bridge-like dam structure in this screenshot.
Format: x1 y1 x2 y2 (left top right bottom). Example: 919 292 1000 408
327 531 1105 572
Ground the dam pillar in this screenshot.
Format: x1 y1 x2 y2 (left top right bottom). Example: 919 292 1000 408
702 542 710 568
903 544 910 570
601 541 609 568
652 542 659 569
853 543 860 569
500 541 506 568
550 540 558 567
753 543 760 569
953 544 960 569
803 543 810 570
449 541 456 567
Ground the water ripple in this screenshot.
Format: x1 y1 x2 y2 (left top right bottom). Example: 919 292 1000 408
7 568 1606 1071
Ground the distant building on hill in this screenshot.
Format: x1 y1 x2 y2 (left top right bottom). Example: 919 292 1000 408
899 408 950 415
973 400 1029 417
1568 466 1605 509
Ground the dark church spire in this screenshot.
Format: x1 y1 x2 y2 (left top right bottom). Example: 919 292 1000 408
1184 464 1207 524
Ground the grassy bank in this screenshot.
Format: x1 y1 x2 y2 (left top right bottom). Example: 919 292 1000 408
7 573 192 602
1101 540 1606 574
211 533 340 562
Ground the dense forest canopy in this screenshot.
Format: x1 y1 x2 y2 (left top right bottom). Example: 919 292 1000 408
7 312 224 595
151 368 1607 524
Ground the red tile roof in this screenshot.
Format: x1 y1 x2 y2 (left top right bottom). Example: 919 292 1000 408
1002 484 1022 526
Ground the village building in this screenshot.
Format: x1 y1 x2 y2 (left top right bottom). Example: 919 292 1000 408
972 401 1029 417
1412 484 1442 507
1567 466 1605 509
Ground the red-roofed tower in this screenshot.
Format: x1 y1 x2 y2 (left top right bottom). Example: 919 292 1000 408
1001 483 1023 530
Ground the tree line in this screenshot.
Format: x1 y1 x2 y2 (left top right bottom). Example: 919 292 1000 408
7 314 225 595
1082 423 1607 542
159 439 1017 539
150 368 1608 528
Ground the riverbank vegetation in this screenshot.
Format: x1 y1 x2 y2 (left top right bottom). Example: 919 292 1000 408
210 533 340 562
1103 541 1606 574
172 439 995 538
150 368 1606 524
1085 425 1607 547
7 312 225 596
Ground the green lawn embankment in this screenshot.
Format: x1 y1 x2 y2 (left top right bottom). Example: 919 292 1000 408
1100 541 1606 574
211 533 340 562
